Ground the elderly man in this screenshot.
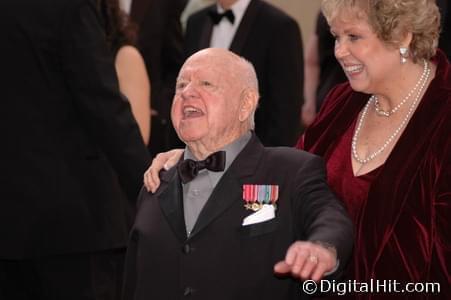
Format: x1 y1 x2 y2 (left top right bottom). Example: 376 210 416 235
122 48 353 300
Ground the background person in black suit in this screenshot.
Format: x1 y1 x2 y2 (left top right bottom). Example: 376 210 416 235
184 0 304 146
130 0 188 157
0 0 150 299
123 48 353 300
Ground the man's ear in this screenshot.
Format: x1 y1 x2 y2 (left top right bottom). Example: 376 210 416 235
239 88 258 122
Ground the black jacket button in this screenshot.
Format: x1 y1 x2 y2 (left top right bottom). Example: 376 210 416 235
183 287 193 296
182 244 191 254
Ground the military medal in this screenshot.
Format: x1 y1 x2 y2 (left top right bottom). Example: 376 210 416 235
243 184 279 211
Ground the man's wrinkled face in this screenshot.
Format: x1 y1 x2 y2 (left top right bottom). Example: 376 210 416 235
171 51 244 150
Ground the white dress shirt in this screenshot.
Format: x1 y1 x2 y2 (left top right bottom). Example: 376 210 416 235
209 0 251 49
119 0 132 14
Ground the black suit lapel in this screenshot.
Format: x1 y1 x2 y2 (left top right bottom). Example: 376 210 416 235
158 167 187 242
189 172 241 238
199 8 214 49
229 0 260 53
189 133 264 238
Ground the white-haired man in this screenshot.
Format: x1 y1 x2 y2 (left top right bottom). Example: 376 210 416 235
123 48 353 300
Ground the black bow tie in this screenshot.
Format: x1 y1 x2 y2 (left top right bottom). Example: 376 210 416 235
178 151 226 184
208 9 235 25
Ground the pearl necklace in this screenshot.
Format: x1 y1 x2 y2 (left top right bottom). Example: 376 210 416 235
374 60 428 117
352 60 430 165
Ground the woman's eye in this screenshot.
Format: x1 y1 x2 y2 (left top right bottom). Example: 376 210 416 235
349 34 359 41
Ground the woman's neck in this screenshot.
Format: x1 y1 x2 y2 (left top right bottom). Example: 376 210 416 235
375 60 428 111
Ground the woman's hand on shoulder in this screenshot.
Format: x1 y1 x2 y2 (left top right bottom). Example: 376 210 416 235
144 149 184 193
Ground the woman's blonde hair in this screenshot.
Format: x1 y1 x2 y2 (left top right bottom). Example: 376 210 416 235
321 0 441 62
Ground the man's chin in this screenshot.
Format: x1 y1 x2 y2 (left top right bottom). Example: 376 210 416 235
178 133 204 144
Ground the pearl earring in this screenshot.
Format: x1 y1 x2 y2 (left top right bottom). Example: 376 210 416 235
400 47 409 64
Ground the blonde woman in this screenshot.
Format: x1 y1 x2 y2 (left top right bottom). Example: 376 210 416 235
298 0 450 296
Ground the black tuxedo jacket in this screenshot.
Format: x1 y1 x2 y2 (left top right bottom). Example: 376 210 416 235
123 134 353 300
0 0 150 258
185 0 303 147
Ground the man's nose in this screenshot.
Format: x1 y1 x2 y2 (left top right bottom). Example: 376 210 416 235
180 82 199 100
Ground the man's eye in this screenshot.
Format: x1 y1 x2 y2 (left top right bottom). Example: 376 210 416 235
200 81 213 87
176 82 187 89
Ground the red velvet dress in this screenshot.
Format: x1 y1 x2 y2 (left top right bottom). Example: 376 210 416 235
297 50 450 299
325 118 380 223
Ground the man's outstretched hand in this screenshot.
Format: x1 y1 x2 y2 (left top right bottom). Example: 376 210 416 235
274 241 337 282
